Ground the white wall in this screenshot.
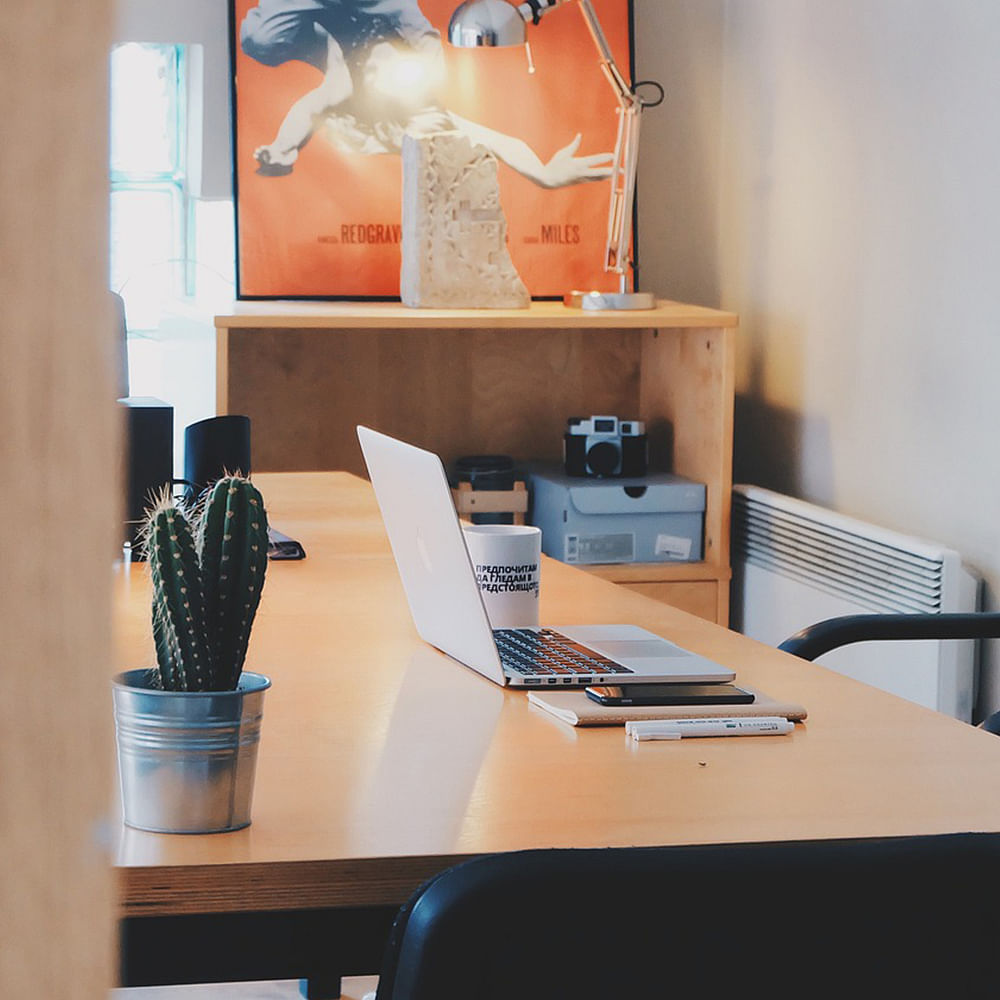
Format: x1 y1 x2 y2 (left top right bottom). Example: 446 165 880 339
115 0 232 198
636 0 1000 720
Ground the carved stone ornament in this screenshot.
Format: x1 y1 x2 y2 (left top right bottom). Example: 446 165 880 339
400 131 530 309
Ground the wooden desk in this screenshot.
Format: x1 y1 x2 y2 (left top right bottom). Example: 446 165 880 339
116 472 1000 991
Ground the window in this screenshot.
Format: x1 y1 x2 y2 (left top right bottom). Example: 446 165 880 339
110 43 188 331
109 40 234 470
109 41 234 331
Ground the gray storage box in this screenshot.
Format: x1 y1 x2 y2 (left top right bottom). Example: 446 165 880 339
528 466 705 565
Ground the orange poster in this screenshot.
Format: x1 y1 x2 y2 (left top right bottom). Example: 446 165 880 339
231 0 635 299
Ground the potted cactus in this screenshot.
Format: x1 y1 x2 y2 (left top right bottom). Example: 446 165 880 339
112 475 271 833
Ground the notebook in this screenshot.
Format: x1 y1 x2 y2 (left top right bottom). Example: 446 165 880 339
527 686 808 727
357 426 736 689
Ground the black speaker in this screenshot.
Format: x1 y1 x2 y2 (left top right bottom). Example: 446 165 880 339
183 415 252 502
120 397 174 555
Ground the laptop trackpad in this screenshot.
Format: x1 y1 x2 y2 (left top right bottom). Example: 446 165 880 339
557 625 690 663
553 625 734 680
588 639 692 661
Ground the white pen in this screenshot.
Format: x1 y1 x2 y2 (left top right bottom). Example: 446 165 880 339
626 717 795 741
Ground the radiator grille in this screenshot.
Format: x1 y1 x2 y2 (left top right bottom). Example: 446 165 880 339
733 491 945 614
731 485 979 721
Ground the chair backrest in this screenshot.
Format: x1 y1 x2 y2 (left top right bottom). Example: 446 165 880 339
375 835 1000 999
779 612 1000 733
112 290 129 399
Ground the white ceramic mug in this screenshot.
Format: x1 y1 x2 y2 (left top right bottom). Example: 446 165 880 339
462 524 541 629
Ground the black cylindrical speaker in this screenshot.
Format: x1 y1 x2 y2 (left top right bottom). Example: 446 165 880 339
120 397 174 556
183 415 251 502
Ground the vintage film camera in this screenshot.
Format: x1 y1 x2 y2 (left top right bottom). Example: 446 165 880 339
563 415 648 478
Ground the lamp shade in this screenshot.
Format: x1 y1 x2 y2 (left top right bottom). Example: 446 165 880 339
448 0 527 47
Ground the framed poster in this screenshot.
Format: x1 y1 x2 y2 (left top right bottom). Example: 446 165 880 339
231 0 635 299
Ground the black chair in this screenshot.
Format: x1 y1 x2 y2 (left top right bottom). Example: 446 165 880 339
373 836 1000 999
779 612 1000 733
112 290 129 399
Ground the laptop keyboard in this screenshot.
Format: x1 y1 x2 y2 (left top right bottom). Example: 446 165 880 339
493 628 634 684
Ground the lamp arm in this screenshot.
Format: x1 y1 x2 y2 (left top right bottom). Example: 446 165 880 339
605 102 640 280
512 0 661 285
514 0 638 109
576 0 638 109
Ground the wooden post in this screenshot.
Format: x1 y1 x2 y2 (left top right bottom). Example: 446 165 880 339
1 4 117 998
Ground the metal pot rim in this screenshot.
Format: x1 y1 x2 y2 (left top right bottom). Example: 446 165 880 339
112 669 272 695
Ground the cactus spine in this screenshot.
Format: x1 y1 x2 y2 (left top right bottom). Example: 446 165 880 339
143 476 269 691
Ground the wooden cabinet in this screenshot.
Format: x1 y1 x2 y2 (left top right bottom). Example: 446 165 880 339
215 300 738 624
585 563 727 624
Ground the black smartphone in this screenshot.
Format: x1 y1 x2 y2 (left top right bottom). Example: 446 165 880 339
267 526 307 561
585 683 756 707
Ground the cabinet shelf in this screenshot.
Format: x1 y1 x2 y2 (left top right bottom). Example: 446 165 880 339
215 299 738 623
216 299 736 330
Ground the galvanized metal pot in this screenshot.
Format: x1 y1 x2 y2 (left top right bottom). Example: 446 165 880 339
112 669 271 834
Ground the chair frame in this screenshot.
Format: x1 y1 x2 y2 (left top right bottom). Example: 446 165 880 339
778 611 1000 732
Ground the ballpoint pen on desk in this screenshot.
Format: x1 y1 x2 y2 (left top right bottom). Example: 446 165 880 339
626 717 796 741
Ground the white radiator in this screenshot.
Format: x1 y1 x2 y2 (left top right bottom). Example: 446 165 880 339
731 485 980 721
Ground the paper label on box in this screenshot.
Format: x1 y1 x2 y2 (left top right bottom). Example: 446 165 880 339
655 534 693 560
564 533 635 564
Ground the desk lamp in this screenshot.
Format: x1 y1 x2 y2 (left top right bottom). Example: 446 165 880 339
448 0 663 310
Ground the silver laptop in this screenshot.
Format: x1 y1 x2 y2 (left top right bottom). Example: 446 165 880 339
357 426 736 688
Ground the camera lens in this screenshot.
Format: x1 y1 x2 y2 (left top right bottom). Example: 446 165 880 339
587 441 621 476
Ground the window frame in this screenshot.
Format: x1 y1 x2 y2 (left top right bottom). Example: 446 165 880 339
109 42 195 312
